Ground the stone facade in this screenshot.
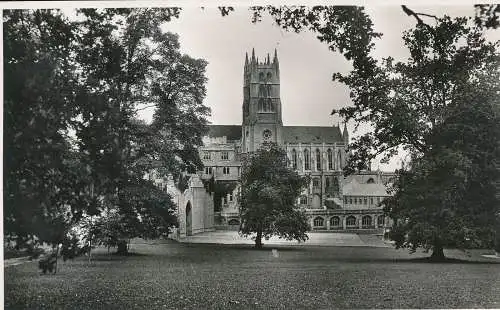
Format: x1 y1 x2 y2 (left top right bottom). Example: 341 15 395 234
163 174 215 238
198 49 395 233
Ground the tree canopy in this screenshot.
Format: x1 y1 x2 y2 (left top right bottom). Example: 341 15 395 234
329 13 500 259
3 8 209 253
239 143 310 248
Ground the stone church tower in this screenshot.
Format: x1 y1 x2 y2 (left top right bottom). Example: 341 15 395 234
241 48 283 153
190 48 395 233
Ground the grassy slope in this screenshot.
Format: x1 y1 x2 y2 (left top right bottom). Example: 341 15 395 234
4 241 500 309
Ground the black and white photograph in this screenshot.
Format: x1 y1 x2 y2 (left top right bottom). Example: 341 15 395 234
2 1 500 309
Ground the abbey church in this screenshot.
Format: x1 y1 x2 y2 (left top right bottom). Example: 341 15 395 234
167 49 394 238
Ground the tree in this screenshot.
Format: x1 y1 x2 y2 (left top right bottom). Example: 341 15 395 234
329 14 500 259
3 8 209 255
71 8 209 253
386 98 500 260
3 10 91 252
239 143 310 248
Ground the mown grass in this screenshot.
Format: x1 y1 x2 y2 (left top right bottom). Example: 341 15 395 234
4 241 500 309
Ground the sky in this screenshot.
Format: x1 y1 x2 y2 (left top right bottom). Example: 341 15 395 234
133 5 497 171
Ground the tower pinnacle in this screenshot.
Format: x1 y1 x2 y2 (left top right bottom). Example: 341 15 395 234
343 122 349 143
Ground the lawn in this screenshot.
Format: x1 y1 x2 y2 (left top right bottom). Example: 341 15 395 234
4 240 500 309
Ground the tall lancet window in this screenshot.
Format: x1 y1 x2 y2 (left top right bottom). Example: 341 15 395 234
266 99 273 112
259 84 270 97
258 98 264 112
337 150 342 170
258 97 273 112
327 149 333 170
316 149 321 171
292 149 297 170
304 149 310 170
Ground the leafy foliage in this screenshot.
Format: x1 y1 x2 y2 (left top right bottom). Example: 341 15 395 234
239 143 310 248
330 14 500 258
475 4 500 29
386 98 500 253
3 10 88 248
71 8 209 251
3 8 209 254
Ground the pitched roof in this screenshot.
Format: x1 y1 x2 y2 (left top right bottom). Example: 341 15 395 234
342 178 389 197
207 125 242 141
282 126 343 144
206 125 343 143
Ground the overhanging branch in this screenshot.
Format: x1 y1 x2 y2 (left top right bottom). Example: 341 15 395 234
401 5 438 28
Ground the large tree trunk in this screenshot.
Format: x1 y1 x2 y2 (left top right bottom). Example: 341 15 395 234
255 229 263 249
430 243 445 261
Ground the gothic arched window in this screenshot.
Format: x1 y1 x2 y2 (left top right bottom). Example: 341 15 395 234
362 215 372 228
327 149 333 170
258 98 264 112
313 217 324 227
259 72 264 81
292 149 297 170
304 149 310 170
330 216 340 228
259 85 268 97
316 149 321 171
266 99 273 112
337 150 342 170
346 216 356 227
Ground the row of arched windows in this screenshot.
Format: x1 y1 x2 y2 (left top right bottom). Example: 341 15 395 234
313 215 385 228
291 148 342 171
259 72 272 81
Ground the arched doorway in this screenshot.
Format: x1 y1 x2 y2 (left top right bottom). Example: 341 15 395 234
186 201 192 236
